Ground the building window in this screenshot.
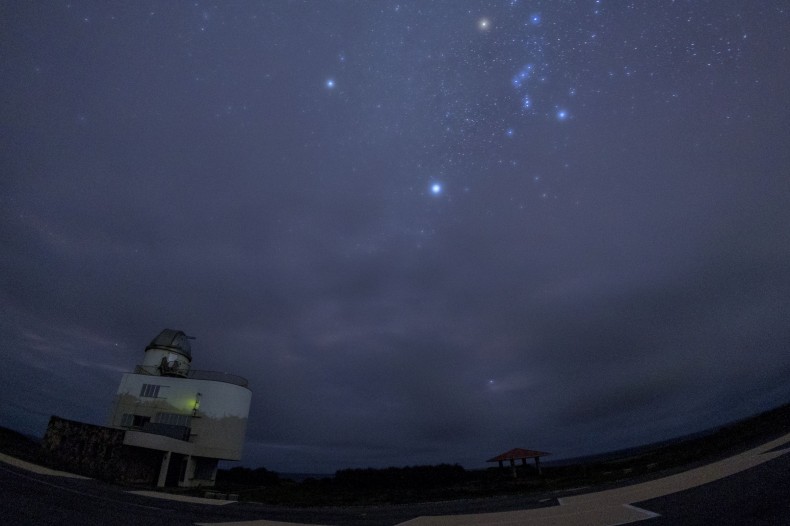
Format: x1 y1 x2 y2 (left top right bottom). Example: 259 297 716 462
154 412 191 427
140 384 161 398
121 413 150 428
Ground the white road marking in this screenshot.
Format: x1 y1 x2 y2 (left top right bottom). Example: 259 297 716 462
129 489 237 506
0 451 90 478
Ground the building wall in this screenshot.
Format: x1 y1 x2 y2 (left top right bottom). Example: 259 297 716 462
109 373 251 460
41 415 161 484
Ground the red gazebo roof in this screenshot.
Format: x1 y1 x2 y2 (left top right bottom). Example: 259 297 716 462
487 448 551 462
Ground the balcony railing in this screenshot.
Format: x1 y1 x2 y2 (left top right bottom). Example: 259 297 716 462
141 422 192 441
134 365 249 388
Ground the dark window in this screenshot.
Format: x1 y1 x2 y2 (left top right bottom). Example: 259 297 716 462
121 413 151 428
140 384 161 398
132 415 150 428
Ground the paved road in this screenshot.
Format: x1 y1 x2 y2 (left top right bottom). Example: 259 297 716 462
635 452 790 525
1 439 787 525
0 461 554 526
406 433 790 526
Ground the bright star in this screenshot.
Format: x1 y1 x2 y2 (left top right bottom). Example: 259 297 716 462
430 183 442 195
478 18 491 31
506 128 514 137
530 13 541 25
512 65 534 89
556 109 569 121
326 78 335 89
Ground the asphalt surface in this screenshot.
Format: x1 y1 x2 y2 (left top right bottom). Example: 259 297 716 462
1 449 787 525
0 461 555 526
634 451 790 525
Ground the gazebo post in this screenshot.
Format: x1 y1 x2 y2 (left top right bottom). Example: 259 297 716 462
487 448 550 479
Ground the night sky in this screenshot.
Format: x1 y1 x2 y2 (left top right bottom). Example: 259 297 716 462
2 1 790 474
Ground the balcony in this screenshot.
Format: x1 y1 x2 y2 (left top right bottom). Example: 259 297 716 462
134 365 249 388
141 422 191 441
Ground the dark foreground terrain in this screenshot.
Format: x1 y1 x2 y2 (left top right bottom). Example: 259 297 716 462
1 445 787 525
0 402 787 526
208 403 790 507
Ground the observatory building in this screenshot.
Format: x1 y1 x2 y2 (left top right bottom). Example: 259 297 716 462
41 329 251 488
107 329 252 487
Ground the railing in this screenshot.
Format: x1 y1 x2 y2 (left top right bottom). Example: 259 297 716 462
135 364 172 376
187 370 249 388
141 422 191 441
134 365 249 388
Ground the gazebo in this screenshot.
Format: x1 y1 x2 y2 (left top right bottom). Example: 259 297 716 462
487 448 550 478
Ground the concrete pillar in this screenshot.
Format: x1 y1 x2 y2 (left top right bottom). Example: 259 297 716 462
157 451 171 487
182 455 195 487
209 461 218 483
535 456 542 475
509 458 517 479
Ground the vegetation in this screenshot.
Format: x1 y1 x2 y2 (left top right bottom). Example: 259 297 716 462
216 466 281 486
212 463 544 506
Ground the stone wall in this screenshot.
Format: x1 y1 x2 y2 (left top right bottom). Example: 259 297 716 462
41 415 161 485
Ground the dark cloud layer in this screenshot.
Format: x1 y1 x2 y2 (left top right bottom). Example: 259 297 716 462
2 2 789 472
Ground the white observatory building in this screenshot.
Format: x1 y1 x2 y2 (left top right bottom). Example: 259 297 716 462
108 329 251 487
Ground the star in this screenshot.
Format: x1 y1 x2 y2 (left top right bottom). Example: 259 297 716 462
556 109 569 121
511 65 533 89
325 78 335 89
430 183 442 195
478 18 491 32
